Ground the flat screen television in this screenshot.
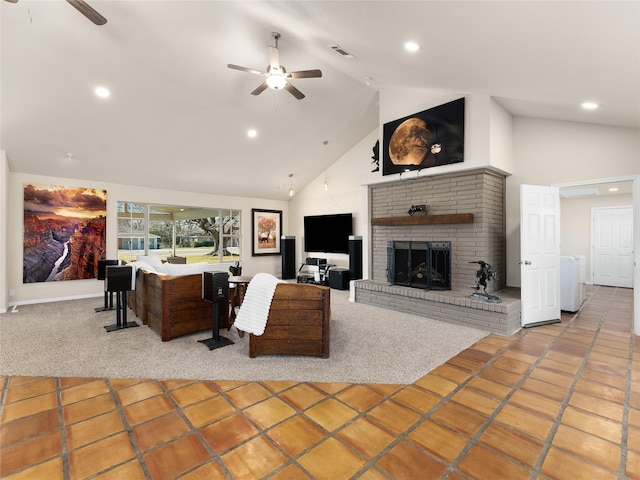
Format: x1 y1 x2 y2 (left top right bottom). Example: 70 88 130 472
304 213 353 254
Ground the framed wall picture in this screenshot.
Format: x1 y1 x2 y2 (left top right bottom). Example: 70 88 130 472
252 208 282 256
382 97 465 176
23 183 107 283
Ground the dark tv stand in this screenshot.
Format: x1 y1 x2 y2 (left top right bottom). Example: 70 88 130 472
297 258 332 286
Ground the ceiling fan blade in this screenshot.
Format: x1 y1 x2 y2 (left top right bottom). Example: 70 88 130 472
66 0 107 25
287 69 323 79
284 82 305 100
4 0 19 4
267 46 280 70
227 64 266 76
251 82 269 96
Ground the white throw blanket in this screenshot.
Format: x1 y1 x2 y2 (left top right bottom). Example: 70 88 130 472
234 273 283 336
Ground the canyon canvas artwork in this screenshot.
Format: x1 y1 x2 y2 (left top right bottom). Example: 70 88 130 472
23 183 107 283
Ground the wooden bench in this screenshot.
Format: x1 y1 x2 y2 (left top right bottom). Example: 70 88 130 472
145 271 231 341
249 283 330 358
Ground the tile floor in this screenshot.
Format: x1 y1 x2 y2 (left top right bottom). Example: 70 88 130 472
1 285 638 479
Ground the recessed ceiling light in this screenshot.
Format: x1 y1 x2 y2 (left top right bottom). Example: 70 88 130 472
247 129 257 138
404 41 420 52
581 101 600 110
94 86 110 98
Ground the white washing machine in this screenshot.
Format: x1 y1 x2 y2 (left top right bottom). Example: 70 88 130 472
560 256 581 312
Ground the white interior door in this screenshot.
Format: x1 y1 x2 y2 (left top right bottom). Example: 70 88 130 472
592 206 634 288
520 185 561 327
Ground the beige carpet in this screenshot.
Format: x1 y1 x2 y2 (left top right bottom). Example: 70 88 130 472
0 290 488 384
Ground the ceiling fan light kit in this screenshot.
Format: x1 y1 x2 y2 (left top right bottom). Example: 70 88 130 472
228 32 322 100
265 74 287 90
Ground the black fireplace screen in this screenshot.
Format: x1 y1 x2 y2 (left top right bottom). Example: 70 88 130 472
387 241 451 290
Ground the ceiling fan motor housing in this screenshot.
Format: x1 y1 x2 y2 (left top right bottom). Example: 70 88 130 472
227 33 321 100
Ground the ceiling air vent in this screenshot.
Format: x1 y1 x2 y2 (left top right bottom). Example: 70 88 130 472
330 45 354 58
560 188 600 198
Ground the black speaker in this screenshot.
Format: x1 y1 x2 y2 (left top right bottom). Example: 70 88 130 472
97 259 120 280
103 265 138 331
348 235 363 280
281 236 296 280
200 271 234 350
329 268 350 290
105 265 133 292
203 271 229 303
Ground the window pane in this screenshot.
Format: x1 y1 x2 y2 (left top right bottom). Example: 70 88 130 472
222 210 241 261
117 202 241 264
117 201 145 263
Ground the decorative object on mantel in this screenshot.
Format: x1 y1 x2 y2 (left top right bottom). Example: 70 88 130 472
407 204 427 216
470 260 501 303
382 97 465 176
371 140 380 172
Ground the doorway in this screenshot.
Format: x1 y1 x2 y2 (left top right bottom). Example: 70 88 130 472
554 175 638 336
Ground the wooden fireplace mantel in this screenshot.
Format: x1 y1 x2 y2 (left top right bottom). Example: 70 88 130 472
371 213 474 226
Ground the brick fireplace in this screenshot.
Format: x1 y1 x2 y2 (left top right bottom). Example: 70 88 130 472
354 167 522 335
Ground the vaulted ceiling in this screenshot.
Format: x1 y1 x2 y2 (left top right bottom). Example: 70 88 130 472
2 1 638 200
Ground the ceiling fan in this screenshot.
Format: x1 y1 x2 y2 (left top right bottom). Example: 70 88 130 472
227 32 322 100
4 0 107 25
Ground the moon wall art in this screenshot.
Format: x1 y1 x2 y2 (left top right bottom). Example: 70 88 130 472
382 97 465 176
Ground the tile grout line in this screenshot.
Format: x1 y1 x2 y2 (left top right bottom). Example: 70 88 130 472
344 331 532 478
103 378 152 479
439 326 571 479
617 287 633 479
429 288 608 478
56 378 71 480
265 381 392 480
158 379 233 480
529 291 609 479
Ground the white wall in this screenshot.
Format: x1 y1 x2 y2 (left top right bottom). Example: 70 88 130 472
288 92 513 278
365 91 493 188
4 114 638 311
291 96 640 293
490 98 515 174
289 129 378 276
6 171 288 306
506 117 640 286
0 152 8 313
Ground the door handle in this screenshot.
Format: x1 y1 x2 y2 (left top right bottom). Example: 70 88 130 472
519 260 532 265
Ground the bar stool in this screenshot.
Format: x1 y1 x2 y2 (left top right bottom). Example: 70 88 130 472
104 265 139 332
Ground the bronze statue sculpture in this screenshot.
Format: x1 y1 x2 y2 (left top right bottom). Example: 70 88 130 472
470 260 501 303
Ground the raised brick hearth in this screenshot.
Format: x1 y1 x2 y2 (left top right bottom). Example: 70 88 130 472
355 167 522 335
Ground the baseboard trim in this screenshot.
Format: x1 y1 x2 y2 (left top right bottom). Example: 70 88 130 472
8 292 103 308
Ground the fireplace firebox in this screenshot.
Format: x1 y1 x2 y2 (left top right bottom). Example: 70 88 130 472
387 241 451 290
